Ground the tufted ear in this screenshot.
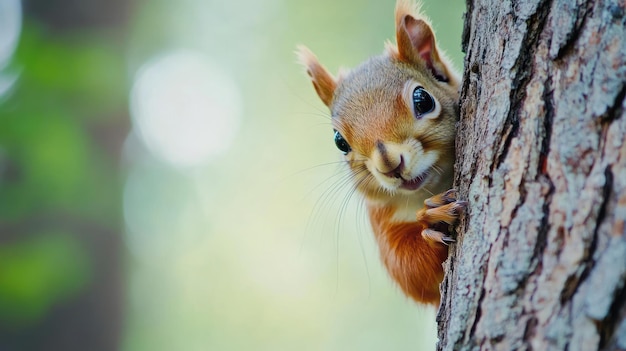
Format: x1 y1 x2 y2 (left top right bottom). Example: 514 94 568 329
394 1 450 82
296 45 337 107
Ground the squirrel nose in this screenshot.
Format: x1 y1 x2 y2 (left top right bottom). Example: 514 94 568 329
381 155 405 179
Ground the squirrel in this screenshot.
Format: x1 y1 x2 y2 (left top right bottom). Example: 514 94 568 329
297 0 466 306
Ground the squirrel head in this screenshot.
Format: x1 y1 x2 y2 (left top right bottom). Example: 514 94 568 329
297 0 460 204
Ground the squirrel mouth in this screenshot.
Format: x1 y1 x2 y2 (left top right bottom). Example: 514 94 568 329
399 172 428 191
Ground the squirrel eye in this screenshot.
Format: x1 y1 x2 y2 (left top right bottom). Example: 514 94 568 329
412 86 435 117
334 130 351 154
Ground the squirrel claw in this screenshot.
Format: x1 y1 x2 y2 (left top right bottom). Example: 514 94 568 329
442 189 458 202
442 235 456 245
453 200 468 214
419 189 466 245
422 229 456 246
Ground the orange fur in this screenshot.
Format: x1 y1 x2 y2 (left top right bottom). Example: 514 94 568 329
295 45 338 107
369 206 449 305
298 0 464 306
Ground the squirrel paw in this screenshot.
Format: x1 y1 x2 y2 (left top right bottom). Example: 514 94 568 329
417 189 467 245
424 189 459 208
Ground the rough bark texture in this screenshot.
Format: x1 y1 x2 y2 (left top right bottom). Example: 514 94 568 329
437 0 626 350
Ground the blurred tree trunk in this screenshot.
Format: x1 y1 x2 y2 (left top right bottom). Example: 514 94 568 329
437 0 626 350
0 2 130 351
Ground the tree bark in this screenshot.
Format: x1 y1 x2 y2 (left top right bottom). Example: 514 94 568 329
437 0 626 350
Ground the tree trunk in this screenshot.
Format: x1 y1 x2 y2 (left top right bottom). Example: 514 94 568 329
437 0 626 350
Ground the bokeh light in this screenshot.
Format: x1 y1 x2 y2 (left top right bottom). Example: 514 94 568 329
130 50 242 168
122 157 205 263
0 0 21 98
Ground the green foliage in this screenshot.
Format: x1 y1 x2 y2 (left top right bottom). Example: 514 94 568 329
0 24 126 221
0 232 91 325
0 22 126 326
15 25 127 114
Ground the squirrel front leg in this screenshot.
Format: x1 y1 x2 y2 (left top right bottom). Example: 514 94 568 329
369 190 466 305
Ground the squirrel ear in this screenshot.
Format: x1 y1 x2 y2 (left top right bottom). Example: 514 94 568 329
296 45 337 107
395 10 450 82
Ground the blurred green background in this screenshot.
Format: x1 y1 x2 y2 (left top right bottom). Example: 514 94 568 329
0 0 464 350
